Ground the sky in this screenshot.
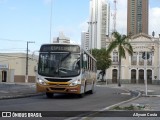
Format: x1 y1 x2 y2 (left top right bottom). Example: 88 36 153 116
0 0 160 54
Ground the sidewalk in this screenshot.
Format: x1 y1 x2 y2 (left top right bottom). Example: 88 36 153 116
0 82 42 99
97 83 160 111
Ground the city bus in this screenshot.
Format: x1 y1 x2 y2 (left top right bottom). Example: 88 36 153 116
36 43 97 98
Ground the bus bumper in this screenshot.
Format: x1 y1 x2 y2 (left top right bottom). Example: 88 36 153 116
36 83 81 94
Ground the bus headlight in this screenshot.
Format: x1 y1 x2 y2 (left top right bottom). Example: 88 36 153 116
37 78 47 85
69 80 80 86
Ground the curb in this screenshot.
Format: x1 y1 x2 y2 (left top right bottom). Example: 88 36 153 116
0 93 44 100
101 90 141 111
66 85 141 120
96 85 141 111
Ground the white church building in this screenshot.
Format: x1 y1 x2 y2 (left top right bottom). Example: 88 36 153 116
106 33 160 84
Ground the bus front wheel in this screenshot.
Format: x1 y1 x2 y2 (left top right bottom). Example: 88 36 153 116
78 84 86 98
46 92 54 98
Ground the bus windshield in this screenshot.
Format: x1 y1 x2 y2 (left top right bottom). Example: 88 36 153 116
38 52 80 77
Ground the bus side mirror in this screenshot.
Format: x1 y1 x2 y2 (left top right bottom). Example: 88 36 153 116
83 54 87 68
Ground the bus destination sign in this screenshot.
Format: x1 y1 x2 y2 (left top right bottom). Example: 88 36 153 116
40 45 80 53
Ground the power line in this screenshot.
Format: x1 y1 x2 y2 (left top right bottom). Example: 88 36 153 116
0 38 27 42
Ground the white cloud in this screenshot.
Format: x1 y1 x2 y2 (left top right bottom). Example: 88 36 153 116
109 0 127 34
149 7 160 37
109 0 160 37
79 19 89 32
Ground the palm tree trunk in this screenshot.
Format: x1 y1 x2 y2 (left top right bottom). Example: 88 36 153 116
118 56 121 87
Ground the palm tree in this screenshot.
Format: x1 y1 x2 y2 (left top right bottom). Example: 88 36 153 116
107 32 133 87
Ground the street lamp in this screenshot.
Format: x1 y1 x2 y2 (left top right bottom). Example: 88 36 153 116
26 41 35 83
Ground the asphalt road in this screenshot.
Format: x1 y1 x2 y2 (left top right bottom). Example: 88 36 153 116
0 86 133 120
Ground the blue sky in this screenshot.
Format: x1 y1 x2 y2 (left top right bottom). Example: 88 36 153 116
0 0 160 54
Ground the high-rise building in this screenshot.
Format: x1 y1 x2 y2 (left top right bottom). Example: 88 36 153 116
81 31 89 50
88 0 110 49
53 32 70 43
127 0 149 36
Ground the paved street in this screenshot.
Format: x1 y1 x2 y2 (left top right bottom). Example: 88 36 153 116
0 83 160 120
0 86 133 120
0 86 132 111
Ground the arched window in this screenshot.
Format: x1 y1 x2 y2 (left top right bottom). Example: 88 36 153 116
139 69 144 83
112 69 117 83
147 70 152 84
131 69 136 83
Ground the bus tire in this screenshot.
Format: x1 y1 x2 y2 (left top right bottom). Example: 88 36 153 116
46 92 54 98
78 83 86 98
78 93 84 98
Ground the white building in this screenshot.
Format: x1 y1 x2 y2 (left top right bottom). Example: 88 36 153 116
106 33 160 85
81 31 89 50
88 0 110 49
0 53 38 83
53 32 70 43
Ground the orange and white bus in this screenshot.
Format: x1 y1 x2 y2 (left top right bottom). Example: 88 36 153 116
36 43 97 98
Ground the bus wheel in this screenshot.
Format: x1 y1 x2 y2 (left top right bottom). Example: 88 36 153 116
78 93 84 98
78 84 86 98
46 92 54 98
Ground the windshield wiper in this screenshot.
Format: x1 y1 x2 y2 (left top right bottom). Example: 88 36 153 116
61 52 71 62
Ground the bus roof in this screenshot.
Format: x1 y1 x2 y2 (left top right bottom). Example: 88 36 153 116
40 43 80 47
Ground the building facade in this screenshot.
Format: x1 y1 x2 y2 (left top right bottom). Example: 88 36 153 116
127 0 149 36
106 33 160 84
81 31 89 50
0 53 38 83
88 0 110 49
53 32 70 43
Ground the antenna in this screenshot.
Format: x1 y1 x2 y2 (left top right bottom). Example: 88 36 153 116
113 0 117 32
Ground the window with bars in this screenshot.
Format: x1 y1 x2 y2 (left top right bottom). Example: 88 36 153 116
113 51 118 62
131 52 137 65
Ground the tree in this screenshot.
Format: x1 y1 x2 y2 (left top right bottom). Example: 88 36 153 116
107 32 133 86
92 48 112 81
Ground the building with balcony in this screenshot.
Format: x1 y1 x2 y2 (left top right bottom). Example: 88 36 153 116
106 33 160 84
88 0 110 49
81 31 89 50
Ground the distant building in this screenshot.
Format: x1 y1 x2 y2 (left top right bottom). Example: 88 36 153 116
88 0 110 49
127 0 149 36
106 33 160 85
0 53 38 83
81 31 89 50
53 32 70 43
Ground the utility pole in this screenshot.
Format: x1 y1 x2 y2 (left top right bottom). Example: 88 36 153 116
50 0 53 43
26 41 35 83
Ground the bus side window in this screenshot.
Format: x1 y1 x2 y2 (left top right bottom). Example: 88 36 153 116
88 56 90 70
83 54 87 69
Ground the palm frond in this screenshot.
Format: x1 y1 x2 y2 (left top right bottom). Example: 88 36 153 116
119 46 126 58
107 41 118 54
